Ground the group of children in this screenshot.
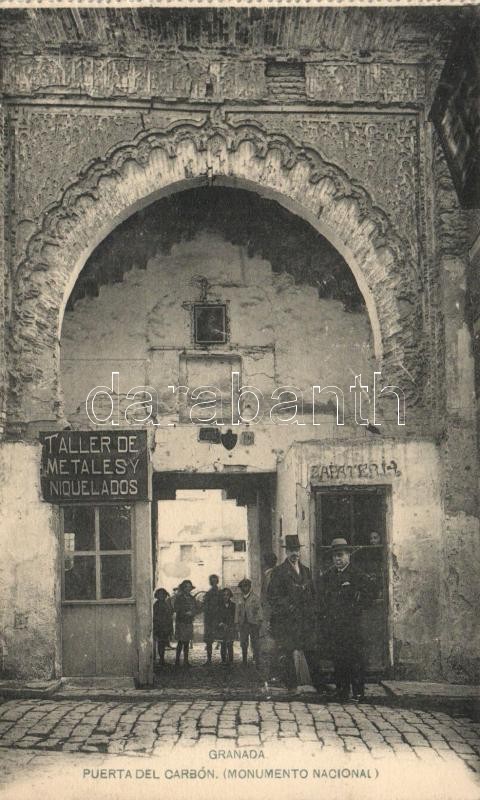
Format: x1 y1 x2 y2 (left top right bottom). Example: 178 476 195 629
152 574 262 668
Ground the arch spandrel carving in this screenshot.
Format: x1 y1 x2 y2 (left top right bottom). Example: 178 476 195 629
8 117 422 432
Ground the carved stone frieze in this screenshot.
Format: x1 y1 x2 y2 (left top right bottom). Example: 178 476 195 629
8 115 423 432
2 55 267 103
306 63 424 105
229 111 419 255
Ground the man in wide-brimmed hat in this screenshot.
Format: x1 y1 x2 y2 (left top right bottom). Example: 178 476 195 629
267 534 321 692
319 537 376 702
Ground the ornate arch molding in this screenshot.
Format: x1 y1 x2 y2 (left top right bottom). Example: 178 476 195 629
9 116 422 432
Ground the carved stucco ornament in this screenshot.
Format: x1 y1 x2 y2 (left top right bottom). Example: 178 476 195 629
8 116 424 432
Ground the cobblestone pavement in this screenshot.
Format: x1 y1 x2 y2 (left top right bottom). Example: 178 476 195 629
0 698 479 800
0 697 479 769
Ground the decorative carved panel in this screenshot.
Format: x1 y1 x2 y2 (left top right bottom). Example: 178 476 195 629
7 115 425 434
306 63 424 104
2 56 267 103
12 106 143 234
229 111 419 254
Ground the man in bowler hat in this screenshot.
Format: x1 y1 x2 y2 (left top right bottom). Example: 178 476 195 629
319 537 376 701
267 534 321 691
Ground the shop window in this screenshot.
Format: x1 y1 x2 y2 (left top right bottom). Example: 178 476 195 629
233 540 247 552
64 532 75 572
314 488 386 596
99 506 131 550
62 506 133 602
64 506 95 551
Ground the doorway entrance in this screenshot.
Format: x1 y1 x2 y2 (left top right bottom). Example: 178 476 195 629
61 504 136 677
152 472 275 688
313 486 390 676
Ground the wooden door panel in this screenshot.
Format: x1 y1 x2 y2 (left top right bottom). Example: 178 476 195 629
62 605 135 676
62 606 96 676
361 602 386 673
96 605 135 675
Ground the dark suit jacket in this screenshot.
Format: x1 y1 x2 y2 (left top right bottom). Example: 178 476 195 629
319 562 376 644
267 558 317 650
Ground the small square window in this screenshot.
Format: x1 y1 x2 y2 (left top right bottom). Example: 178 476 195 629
193 304 227 344
233 540 247 552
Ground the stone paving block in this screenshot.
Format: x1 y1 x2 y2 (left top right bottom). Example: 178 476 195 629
449 741 476 755
402 733 429 747
336 726 360 736
279 722 297 731
238 724 261 735
390 743 415 754
200 717 219 727
360 731 385 745
383 733 404 742
342 737 369 752
429 737 451 748
0 710 29 722
276 711 295 720
0 722 14 733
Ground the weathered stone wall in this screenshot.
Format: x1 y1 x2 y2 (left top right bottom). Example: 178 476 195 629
1 8 478 683
0 443 61 679
287 439 445 680
0 102 6 437
275 446 302 563
1 22 440 436
431 133 480 683
60 230 376 429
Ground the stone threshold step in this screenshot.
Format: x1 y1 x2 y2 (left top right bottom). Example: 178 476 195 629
381 681 480 698
0 679 62 698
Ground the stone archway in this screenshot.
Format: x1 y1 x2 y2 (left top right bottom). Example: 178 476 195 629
8 116 421 433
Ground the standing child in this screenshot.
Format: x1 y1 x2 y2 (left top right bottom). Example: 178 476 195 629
153 588 173 666
203 574 221 665
235 578 263 666
217 588 236 665
174 580 197 668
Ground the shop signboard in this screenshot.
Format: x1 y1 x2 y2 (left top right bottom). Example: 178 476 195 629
40 430 149 503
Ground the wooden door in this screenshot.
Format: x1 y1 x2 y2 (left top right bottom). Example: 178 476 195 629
314 487 389 675
61 505 135 676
